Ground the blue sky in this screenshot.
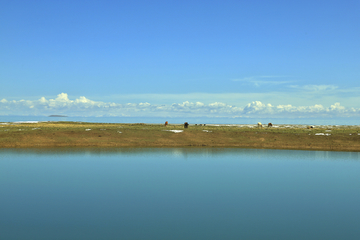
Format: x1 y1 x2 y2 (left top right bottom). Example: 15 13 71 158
1 0 359 118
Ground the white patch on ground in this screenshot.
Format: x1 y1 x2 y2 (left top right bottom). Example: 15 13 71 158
315 133 331 136
202 130 212 132
85 129 91 131
164 130 184 133
118 131 122 133
32 128 40 130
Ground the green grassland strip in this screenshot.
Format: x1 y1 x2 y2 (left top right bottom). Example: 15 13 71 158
1 122 360 151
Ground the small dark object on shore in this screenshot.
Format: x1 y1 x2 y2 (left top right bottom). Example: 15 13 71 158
184 122 189 128
165 121 168 126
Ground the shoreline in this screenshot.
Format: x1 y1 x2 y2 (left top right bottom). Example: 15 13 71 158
1 121 360 152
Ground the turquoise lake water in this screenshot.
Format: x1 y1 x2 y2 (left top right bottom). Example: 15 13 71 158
1 148 360 240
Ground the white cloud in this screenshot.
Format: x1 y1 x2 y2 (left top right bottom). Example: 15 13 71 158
328 102 345 112
232 76 293 87
104 88 360 109
290 84 339 92
243 101 273 114
1 93 360 118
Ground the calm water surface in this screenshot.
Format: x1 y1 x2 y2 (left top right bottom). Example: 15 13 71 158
1 148 360 240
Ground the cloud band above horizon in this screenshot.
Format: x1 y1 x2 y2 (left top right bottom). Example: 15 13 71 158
1 93 359 118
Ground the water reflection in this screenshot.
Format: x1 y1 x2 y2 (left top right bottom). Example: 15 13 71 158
1 147 360 161
1 148 360 240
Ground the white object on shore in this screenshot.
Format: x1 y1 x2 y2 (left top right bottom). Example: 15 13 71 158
164 130 183 133
85 129 91 131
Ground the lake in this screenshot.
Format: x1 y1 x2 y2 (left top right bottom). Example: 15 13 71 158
1 115 360 126
1 148 360 240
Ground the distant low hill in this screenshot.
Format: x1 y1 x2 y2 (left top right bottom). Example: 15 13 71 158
48 115 68 117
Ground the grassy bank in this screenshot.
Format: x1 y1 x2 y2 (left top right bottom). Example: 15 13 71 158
1 121 360 151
